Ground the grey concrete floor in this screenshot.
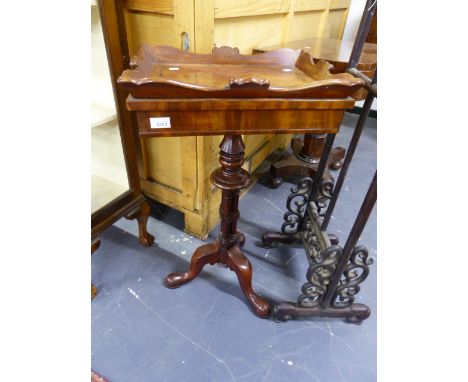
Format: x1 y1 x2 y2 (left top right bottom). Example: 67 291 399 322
92 112 377 382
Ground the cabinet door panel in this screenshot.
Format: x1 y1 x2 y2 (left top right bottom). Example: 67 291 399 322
124 10 176 53
123 1 197 212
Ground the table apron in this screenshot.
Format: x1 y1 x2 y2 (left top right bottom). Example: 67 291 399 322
136 109 344 137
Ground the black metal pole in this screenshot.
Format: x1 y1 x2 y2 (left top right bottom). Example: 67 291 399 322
321 171 377 309
347 0 377 70
321 91 374 231
309 133 336 201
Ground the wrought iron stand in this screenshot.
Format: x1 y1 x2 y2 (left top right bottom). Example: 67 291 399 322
262 0 378 323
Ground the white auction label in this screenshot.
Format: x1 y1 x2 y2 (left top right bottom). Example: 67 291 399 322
150 117 171 129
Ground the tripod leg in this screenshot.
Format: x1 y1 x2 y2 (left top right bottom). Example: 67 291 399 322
226 245 270 318
164 241 220 288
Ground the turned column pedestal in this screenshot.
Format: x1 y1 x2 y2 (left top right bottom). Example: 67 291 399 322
164 134 270 318
268 133 344 188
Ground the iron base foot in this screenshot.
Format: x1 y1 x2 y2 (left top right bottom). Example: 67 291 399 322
271 301 370 324
262 232 301 248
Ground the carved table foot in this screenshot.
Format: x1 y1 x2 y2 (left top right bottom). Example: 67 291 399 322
328 146 345 170
236 231 245 248
268 175 285 189
125 200 155 247
225 245 270 318
164 241 220 288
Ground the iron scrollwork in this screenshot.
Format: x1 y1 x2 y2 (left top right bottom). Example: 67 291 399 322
281 178 313 234
298 245 342 308
271 173 373 322
331 245 373 308
272 197 374 322
301 214 322 259
315 178 334 216
297 206 372 312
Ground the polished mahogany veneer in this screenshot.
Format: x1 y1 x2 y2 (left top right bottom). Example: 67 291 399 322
118 45 363 99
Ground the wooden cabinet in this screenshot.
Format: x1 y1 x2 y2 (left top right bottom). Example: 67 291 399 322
92 0 154 256
118 0 351 238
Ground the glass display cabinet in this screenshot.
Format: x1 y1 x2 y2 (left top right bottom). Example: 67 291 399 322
91 0 128 214
91 0 154 297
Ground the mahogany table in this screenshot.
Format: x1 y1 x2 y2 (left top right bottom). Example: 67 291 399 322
253 38 376 187
118 45 363 318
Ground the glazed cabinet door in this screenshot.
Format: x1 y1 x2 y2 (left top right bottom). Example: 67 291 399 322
91 1 130 213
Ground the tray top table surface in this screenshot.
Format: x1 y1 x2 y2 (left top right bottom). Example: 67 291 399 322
143 62 314 90
118 45 364 137
253 37 377 73
118 45 363 98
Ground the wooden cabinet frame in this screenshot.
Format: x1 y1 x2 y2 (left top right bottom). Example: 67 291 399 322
92 0 154 253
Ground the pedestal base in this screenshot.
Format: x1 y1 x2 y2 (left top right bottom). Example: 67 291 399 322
164 134 269 319
164 236 269 318
268 137 345 188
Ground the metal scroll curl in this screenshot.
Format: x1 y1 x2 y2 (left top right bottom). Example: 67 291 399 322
331 245 373 308
301 214 322 261
315 178 334 216
281 178 313 235
298 245 342 308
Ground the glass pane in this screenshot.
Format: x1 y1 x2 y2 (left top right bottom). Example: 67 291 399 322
91 3 129 213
